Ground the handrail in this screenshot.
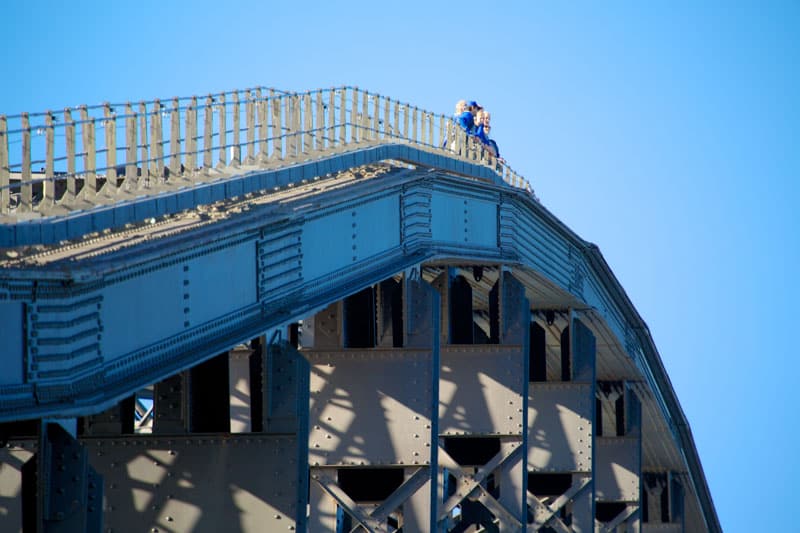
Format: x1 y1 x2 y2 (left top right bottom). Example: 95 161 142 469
0 87 536 217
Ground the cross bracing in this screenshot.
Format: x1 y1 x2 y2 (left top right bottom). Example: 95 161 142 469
0 89 718 532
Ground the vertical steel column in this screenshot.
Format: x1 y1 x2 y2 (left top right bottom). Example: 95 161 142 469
153 373 187 434
436 271 529 532
185 96 197 173
150 100 163 181
245 90 255 164
138 102 148 183
307 278 440 533
229 346 252 433
304 92 313 154
315 89 325 151
44 111 55 206
383 96 390 139
20 113 31 210
217 93 227 168
411 106 418 144
327 89 336 147
232 91 242 165
64 109 76 196
257 88 268 161
271 91 283 160
104 103 117 189
372 92 379 141
350 88 358 143
21 422 103 532
361 89 369 141
169 98 180 178
203 95 213 171
338 88 346 146
124 103 136 188
80 106 97 195
528 314 597 532
402 104 409 141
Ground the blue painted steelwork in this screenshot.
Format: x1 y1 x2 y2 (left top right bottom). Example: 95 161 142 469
1 151 719 531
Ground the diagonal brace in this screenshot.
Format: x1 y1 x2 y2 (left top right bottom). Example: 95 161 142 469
597 503 638 533
527 475 592 532
437 444 523 528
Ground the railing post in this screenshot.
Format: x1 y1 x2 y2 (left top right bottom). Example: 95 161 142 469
372 92 379 141
80 106 97 195
383 97 390 139
245 90 255 164
44 111 55 205
20 113 31 211
151 100 164 181
257 89 268 161
362 89 370 140
169 97 180 178
293 95 301 157
284 94 293 157
439 115 445 150
339 88 347 146
64 109 76 196
303 92 313 154
315 89 325 151
350 88 358 143
402 103 409 140
139 102 149 184
411 107 418 144
0 115 9 212
186 96 197 173
125 103 137 188
104 103 117 189
232 91 241 165
271 91 282 160
217 94 227 168
203 95 213 171
328 89 336 148
428 111 434 148
393 100 400 140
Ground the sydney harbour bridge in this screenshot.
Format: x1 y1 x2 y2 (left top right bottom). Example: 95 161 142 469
0 87 720 531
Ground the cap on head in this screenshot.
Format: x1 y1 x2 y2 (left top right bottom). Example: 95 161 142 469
468 100 482 109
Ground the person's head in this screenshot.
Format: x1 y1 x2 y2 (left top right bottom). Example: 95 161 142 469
467 100 482 116
455 100 467 114
476 110 491 127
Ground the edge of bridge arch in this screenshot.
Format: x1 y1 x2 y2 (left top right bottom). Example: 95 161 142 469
0 144 503 249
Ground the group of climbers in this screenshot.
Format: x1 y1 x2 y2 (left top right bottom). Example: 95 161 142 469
452 100 503 162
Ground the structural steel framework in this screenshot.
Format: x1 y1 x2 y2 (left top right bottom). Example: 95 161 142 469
0 88 719 532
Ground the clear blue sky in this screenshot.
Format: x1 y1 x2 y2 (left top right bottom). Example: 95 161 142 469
3 1 798 531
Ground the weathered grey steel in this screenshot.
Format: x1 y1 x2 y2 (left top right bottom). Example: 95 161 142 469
232 92 241 165
217 94 227 167
64 108 76 195
138 102 148 182
169 97 180 177
203 96 213 170
186 96 197 172
151 99 164 180
125 103 136 186
0 86 533 224
20 113 31 210
44 111 55 205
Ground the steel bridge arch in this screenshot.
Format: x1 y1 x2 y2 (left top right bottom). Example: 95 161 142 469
0 88 719 532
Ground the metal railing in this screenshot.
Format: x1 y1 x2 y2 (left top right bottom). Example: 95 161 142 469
0 86 534 217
